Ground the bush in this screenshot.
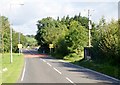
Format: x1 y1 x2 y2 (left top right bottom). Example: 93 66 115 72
91 20 120 66
64 53 81 62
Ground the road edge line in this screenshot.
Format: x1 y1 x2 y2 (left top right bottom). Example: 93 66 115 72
21 61 26 81
62 60 120 82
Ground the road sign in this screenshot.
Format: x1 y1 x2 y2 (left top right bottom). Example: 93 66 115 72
49 44 54 48
18 44 22 48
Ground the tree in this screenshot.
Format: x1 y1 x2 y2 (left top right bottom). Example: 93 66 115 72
91 18 119 65
35 17 68 53
25 35 37 47
0 16 27 53
35 17 55 45
0 16 10 52
65 20 88 55
35 15 90 59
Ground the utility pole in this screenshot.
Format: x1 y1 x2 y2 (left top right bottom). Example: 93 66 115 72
19 32 20 55
9 3 24 63
87 9 94 47
88 10 91 47
84 9 94 60
9 3 13 63
10 25 13 63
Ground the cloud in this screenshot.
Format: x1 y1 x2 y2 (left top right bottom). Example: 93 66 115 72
0 0 119 35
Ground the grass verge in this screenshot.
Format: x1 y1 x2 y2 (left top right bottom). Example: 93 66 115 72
72 60 120 80
2 53 24 83
0 53 2 84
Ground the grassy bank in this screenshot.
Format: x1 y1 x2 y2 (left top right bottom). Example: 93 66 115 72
2 53 24 83
72 60 120 80
0 53 2 84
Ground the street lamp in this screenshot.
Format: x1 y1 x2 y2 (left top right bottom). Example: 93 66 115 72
10 3 24 63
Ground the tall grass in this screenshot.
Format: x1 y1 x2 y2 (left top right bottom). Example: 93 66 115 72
2 53 24 83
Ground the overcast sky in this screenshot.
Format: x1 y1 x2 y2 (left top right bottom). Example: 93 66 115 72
0 0 119 35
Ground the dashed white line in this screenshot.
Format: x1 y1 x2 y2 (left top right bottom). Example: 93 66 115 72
47 62 52 67
66 77 74 83
53 67 62 74
21 61 26 81
42 59 46 62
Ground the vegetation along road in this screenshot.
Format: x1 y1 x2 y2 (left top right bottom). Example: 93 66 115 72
18 49 120 84
1 2 120 84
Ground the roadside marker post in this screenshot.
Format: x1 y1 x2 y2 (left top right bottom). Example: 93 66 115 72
49 44 54 54
18 44 22 55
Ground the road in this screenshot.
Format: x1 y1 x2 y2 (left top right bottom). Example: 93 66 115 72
18 49 120 84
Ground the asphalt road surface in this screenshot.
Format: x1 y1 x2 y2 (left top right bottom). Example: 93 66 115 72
18 49 120 84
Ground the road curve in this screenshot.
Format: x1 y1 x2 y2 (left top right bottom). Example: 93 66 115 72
18 49 120 84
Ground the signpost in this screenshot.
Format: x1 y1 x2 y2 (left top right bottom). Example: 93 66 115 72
18 44 22 55
49 44 53 54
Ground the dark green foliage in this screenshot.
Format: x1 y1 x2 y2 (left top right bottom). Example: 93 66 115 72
35 15 120 79
73 60 120 79
91 18 120 66
25 35 37 47
0 16 10 52
64 20 88 54
35 14 120 68
35 15 89 59
12 32 27 52
0 16 27 53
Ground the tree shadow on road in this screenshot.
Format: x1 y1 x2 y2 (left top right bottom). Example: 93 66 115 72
41 57 120 84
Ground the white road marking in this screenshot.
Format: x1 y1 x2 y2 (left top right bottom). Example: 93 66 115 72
63 60 120 82
42 59 46 63
66 77 74 84
58 60 69 63
85 68 120 82
53 67 62 74
47 62 52 67
21 61 26 81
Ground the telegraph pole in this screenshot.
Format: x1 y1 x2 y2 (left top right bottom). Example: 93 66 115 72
10 25 13 63
84 9 94 60
9 3 24 63
10 4 13 63
19 32 20 55
88 10 91 47
87 9 93 47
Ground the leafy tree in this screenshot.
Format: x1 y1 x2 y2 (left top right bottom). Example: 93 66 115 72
64 20 88 56
35 17 54 45
25 35 37 47
35 14 90 59
0 16 27 53
99 20 119 64
91 18 119 65
35 14 90 57
55 20 88 58
0 16 10 52
35 17 68 53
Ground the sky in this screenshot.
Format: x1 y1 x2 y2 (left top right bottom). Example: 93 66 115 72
0 0 119 35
